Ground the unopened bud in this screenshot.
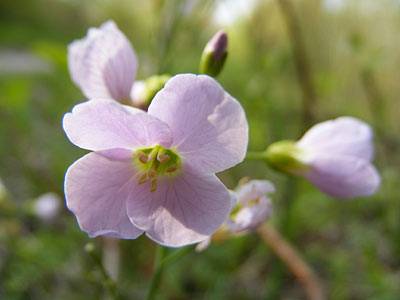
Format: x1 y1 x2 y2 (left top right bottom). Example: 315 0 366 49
131 74 170 109
264 140 309 175
199 30 228 77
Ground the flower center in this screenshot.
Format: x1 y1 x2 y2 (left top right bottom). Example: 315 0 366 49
133 145 181 192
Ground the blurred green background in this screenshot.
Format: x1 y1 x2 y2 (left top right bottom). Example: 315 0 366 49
0 0 399 299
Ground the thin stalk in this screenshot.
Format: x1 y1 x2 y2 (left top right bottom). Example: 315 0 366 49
102 237 120 281
245 151 266 160
86 243 121 300
162 246 193 265
359 67 400 165
265 176 298 298
146 246 192 300
279 176 298 237
257 223 325 300
146 246 167 300
277 0 317 130
156 0 185 73
360 68 387 134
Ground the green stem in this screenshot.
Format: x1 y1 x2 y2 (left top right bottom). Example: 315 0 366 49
277 0 317 131
246 151 266 160
156 0 185 73
146 246 166 300
258 223 324 300
163 246 193 265
280 177 298 237
146 246 192 300
265 177 298 298
85 243 121 300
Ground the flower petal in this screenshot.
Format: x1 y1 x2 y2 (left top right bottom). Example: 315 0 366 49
65 152 143 239
228 180 274 232
148 74 248 174
126 165 231 247
304 154 381 199
63 99 172 151
68 20 137 101
228 196 272 232
96 148 133 161
236 180 275 204
297 117 374 161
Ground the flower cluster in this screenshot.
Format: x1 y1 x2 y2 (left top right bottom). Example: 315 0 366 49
64 20 380 248
196 180 274 251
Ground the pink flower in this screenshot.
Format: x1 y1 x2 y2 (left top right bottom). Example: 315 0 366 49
68 21 138 104
296 117 380 198
63 74 248 247
195 180 274 251
227 180 274 232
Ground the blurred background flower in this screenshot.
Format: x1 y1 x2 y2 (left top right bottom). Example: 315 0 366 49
32 192 62 223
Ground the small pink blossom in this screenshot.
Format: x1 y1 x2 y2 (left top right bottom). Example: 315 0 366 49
68 20 138 103
227 180 274 232
63 74 248 247
196 180 274 251
296 117 380 198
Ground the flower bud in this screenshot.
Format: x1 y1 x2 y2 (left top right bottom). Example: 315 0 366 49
131 74 170 109
264 140 309 175
265 117 380 199
295 117 380 198
199 30 228 77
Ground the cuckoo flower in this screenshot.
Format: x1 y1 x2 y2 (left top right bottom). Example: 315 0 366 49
63 74 248 247
227 180 274 233
266 117 380 198
68 20 138 104
196 180 274 251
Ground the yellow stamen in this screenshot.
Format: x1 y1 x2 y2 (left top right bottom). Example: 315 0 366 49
166 166 177 173
150 179 158 192
138 173 148 184
157 153 170 163
148 169 157 178
138 152 148 164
